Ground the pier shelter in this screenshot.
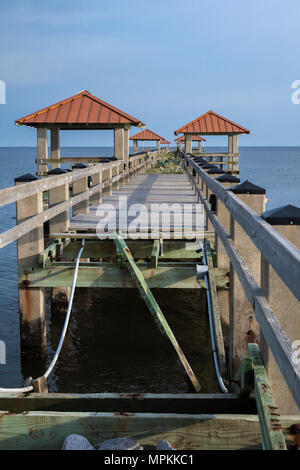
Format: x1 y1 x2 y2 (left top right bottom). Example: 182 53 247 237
15 90 145 175
174 110 250 174
130 129 166 154
175 135 206 152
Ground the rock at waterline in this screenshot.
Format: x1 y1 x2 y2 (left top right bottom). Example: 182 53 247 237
62 434 95 450
156 440 175 450
99 438 143 450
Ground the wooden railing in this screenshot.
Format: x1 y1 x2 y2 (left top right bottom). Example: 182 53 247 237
183 154 300 411
0 150 161 250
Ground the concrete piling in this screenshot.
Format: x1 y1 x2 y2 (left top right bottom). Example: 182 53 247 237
260 204 300 414
228 180 266 377
15 174 46 356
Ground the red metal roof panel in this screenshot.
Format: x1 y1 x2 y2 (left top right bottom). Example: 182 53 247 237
175 135 206 142
130 129 165 141
174 110 250 135
15 90 145 127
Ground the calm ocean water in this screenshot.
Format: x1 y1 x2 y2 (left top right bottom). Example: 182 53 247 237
0 146 299 391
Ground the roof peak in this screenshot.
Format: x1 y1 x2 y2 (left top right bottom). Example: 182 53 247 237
130 128 165 141
174 110 250 136
15 90 145 128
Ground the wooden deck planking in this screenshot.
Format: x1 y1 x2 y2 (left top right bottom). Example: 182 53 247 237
70 174 205 236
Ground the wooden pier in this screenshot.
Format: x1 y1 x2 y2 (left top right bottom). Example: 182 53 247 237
0 94 299 450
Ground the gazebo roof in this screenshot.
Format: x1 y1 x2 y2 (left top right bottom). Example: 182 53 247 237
174 110 250 135
130 128 165 141
15 90 145 129
175 135 206 142
160 139 170 144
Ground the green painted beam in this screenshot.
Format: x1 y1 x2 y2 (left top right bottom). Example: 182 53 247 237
231 358 254 398
18 265 201 289
248 343 287 450
113 232 201 393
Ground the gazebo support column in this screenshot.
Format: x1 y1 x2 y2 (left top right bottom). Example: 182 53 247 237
232 135 239 174
157 141 161 151
198 141 202 152
114 127 125 160
37 128 48 176
133 140 138 154
124 127 130 163
51 129 61 170
185 134 192 154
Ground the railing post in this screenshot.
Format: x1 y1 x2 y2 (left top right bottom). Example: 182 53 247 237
212 174 241 357
90 165 103 204
48 168 71 314
15 174 46 357
215 174 240 269
48 168 69 234
205 169 226 234
260 205 300 414
72 165 89 215
229 181 266 377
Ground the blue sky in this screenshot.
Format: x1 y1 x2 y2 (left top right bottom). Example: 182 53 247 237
0 0 300 147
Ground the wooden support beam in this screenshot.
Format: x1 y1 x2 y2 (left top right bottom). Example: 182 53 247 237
150 239 160 268
248 343 287 450
0 411 291 450
231 358 254 398
113 232 201 392
0 392 257 415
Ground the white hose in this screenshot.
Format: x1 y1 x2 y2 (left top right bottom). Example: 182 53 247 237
200 242 229 393
0 239 85 393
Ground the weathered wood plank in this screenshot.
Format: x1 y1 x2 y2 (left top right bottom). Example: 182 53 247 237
248 343 287 450
0 392 257 414
113 233 201 392
0 411 270 450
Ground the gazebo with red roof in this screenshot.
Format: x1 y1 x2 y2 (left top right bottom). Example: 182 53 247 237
130 128 166 153
174 110 250 156
15 90 145 175
175 135 206 152
160 139 171 150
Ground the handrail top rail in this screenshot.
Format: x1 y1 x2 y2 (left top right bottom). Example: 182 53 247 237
0 151 157 208
184 154 300 304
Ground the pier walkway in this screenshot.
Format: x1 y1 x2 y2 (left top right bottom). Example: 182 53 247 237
70 173 205 237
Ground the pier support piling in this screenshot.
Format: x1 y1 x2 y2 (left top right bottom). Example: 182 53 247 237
15 174 46 356
48 168 71 314
229 182 266 377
